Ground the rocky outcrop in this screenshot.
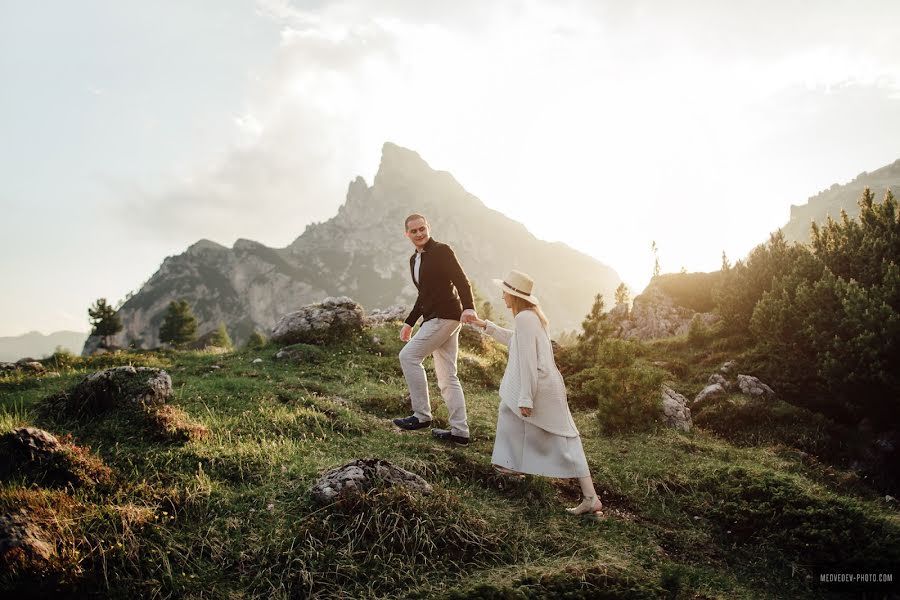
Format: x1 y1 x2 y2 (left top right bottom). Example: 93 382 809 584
0 427 113 489
310 458 433 504
1 360 49 375
0 509 56 564
737 374 776 400
271 297 365 345
90 143 621 353
694 383 727 404
366 305 408 325
611 285 719 341
692 362 776 404
661 386 692 432
782 158 900 244
47 367 172 417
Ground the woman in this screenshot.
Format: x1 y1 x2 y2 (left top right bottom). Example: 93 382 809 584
469 270 604 516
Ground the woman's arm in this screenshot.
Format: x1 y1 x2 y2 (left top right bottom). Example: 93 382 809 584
514 312 540 409
479 319 513 346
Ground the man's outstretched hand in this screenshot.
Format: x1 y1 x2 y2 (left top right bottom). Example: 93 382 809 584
400 323 413 342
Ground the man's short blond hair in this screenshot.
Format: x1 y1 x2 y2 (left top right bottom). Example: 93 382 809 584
404 213 428 230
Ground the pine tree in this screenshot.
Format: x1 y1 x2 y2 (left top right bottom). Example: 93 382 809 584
159 300 198 347
88 298 123 348
209 322 233 349
614 283 630 306
651 241 661 278
578 293 614 348
246 331 267 349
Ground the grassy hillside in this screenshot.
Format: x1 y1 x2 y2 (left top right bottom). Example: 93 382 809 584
1 325 897 599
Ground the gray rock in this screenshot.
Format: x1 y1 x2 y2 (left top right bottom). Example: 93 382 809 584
661 386 692 432
5 427 64 456
19 361 46 373
0 509 55 562
737 374 775 399
366 305 408 325
610 285 720 341
53 366 172 417
708 373 728 387
251 358 263 364
271 297 365 345
694 383 726 405
310 458 433 504
720 360 737 375
0 427 112 488
1 362 18 372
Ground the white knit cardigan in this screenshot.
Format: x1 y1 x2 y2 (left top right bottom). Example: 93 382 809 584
484 310 580 438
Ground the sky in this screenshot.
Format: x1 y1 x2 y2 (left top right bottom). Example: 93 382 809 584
2 0 899 336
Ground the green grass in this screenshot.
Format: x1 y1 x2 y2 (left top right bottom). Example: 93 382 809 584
1 325 897 598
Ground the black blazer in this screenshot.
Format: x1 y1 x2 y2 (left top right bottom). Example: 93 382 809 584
404 238 475 326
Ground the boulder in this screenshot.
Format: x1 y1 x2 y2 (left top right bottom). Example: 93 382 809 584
694 383 726 405
19 361 46 374
48 366 172 417
310 458 433 504
1 362 18 372
720 360 736 375
737 374 775 399
708 373 729 388
661 386 692 432
0 427 112 489
0 509 55 565
366 305 408 325
271 297 365 345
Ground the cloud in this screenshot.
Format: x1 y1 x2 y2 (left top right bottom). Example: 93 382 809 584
111 0 900 265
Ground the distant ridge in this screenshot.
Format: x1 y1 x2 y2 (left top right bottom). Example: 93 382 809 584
783 158 900 243
0 330 89 362
95 143 622 351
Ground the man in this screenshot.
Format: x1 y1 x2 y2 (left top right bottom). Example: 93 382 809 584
392 213 477 446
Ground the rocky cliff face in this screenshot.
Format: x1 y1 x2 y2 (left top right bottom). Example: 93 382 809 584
783 158 900 244
609 283 719 341
93 143 621 352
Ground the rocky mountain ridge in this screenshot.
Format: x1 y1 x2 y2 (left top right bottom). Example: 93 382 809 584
0 331 88 362
783 157 900 243
92 143 621 351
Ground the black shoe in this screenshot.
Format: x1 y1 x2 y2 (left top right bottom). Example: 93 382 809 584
431 428 470 446
393 415 431 430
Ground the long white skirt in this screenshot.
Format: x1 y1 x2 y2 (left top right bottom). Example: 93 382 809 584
491 403 590 478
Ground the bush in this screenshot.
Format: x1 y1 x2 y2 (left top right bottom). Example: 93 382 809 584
274 487 522 598
246 330 267 349
686 314 713 346
693 395 848 458
566 339 666 433
207 323 233 349
693 465 900 574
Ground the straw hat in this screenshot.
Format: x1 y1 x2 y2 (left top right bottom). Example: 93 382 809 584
492 270 539 305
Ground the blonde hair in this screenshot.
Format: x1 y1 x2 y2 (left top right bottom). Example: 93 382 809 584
507 294 549 329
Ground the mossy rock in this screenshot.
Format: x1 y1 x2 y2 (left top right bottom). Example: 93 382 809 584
42 366 172 418
0 428 113 490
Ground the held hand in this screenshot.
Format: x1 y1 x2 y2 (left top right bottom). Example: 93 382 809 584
520 407 532 417
400 324 412 342
460 308 478 324
469 316 487 329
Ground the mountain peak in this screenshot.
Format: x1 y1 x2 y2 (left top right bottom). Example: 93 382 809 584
187 239 227 254
375 142 433 185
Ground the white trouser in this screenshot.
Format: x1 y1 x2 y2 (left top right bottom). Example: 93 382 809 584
399 318 469 437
